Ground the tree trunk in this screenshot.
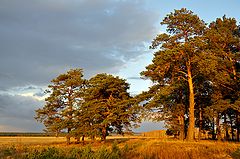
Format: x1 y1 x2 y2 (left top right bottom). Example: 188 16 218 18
186 63 195 141
66 128 71 144
224 114 229 141
229 56 237 80
101 126 107 142
76 137 80 143
81 134 85 144
179 115 185 140
55 131 59 138
230 116 234 141
198 107 203 140
216 113 221 141
237 112 239 142
212 118 216 140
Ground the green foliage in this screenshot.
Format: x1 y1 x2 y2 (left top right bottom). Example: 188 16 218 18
2 146 16 156
139 8 240 141
36 70 138 142
94 146 111 159
110 141 121 159
35 69 86 139
231 148 240 159
80 146 94 159
79 73 138 141
68 147 83 159
141 8 208 140
24 147 64 159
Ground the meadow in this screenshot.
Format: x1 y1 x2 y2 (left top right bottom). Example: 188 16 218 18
0 135 240 159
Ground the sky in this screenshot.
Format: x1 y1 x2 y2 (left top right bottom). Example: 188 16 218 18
0 0 239 132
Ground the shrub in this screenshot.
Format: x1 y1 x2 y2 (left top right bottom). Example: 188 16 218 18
110 141 121 159
24 147 65 159
231 147 240 159
80 145 94 159
94 146 111 159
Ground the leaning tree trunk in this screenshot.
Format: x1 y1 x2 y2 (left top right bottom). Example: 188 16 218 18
186 63 195 141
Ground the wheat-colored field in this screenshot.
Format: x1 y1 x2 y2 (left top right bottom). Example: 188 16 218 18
0 136 240 159
0 137 66 145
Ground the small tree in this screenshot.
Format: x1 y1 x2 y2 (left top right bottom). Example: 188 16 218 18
35 69 86 144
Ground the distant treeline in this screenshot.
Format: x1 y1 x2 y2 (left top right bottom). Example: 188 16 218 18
0 132 64 137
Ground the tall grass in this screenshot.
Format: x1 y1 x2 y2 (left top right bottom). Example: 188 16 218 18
123 140 238 159
0 137 239 159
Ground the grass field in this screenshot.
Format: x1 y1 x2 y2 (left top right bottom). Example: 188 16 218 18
0 136 240 159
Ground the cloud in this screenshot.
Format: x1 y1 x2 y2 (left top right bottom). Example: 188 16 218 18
0 125 26 132
0 94 44 132
0 0 158 90
0 0 160 132
127 76 142 80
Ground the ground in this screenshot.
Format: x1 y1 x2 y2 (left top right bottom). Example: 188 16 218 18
0 136 239 159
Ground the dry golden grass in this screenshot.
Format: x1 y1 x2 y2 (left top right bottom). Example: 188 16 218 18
0 137 66 145
122 139 239 159
0 136 240 159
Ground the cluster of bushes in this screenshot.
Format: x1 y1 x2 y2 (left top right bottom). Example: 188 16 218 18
0 142 122 159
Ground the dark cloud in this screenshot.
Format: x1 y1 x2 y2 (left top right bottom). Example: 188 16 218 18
0 0 158 90
0 94 44 132
0 0 159 132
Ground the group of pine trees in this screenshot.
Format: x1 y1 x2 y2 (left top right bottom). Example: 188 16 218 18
36 8 240 142
139 8 240 141
35 69 139 144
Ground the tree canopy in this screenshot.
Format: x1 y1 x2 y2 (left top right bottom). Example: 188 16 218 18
139 8 240 141
36 71 138 142
35 69 86 143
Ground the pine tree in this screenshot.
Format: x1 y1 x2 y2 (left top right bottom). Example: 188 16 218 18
35 69 86 144
141 8 209 141
82 73 137 141
204 16 240 141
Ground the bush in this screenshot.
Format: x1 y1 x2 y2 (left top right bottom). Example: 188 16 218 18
94 146 111 159
80 145 94 159
231 148 240 159
110 141 121 159
24 147 66 159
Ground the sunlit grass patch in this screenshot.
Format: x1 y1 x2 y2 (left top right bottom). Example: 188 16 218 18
0 136 239 159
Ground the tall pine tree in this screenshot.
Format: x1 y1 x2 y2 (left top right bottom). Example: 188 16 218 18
141 8 209 141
